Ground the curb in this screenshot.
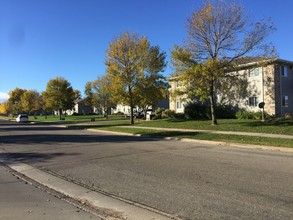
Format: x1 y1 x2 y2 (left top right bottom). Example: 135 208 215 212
0 152 177 220
87 129 293 153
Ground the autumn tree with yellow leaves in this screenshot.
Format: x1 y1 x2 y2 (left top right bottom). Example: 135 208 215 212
42 77 75 119
20 90 43 114
0 101 11 115
8 88 26 114
171 0 276 125
105 32 167 124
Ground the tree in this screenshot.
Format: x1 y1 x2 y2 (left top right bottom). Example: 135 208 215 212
42 77 75 120
8 88 27 114
84 81 94 106
0 101 11 115
136 46 168 117
20 90 42 114
171 0 275 125
105 32 166 124
105 32 149 124
85 75 115 118
73 89 81 100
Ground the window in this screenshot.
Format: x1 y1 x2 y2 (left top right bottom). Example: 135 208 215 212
175 81 182 88
249 68 259 77
175 82 178 88
248 97 258 107
282 95 288 107
281 66 288 77
176 101 182 109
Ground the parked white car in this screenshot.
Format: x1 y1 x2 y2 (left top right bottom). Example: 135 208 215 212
16 114 29 123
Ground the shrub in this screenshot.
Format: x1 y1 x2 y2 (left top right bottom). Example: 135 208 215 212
162 109 176 119
184 102 210 120
72 112 82 116
174 112 186 119
236 110 270 120
236 110 254 119
284 112 292 119
215 104 238 119
154 108 165 119
266 116 293 125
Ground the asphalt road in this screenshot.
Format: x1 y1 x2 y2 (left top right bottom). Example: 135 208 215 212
1 120 293 219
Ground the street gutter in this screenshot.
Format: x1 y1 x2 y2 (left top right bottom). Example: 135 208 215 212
0 150 178 220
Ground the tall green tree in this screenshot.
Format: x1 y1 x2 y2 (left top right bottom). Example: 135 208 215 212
135 46 168 116
171 0 275 125
85 75 115 118
105 32 166 124
42 77 75 119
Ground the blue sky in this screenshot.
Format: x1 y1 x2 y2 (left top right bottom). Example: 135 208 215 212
1 0 293 102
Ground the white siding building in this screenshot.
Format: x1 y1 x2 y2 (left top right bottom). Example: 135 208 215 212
169 59 293 117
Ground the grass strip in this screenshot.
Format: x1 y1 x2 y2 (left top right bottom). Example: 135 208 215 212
133 119 293 135
1 115 126 123
67 120 130 128
93 126 293 148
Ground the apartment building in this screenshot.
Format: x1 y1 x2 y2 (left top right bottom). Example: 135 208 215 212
169 59 293 117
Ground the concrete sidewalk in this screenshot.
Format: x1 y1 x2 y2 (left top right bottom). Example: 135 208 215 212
0 165 99 220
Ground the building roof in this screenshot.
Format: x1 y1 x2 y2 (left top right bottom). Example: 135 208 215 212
167 57 293 81
235 57 293 68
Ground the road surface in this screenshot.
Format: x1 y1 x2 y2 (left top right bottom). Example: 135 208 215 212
0 120 293 219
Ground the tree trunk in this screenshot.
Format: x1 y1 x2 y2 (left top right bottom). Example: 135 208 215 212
209 85 217 125
129 86 134 124
130 105 134 124
143 108 147 120
59 108 62 120
105 106 109 119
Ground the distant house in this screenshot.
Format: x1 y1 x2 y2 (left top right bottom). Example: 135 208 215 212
66 99 95 115
113 99 170 115
168 58 293 117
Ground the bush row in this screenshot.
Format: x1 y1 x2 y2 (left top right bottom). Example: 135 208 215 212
152 103 271 120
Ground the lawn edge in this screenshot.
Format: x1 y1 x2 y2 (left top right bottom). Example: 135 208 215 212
87 128 293 153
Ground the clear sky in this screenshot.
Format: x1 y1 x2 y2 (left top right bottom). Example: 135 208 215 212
1 0 293 102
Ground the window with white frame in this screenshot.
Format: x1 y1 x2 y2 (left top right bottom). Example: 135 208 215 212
282 95 288 107
249 68 259 77
248 97 258 107
175 81 178 88
176 101 182 109
281 66 288 77
175 81 182 88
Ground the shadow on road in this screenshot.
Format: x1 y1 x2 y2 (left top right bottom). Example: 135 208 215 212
0 152 80 165
1 133 161 145
0 121 128 132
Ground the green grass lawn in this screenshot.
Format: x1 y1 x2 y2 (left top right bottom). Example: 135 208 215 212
3 114 292 136
92 126 293 148
32 115 125 122
1 114 126 123
133 118 293 135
